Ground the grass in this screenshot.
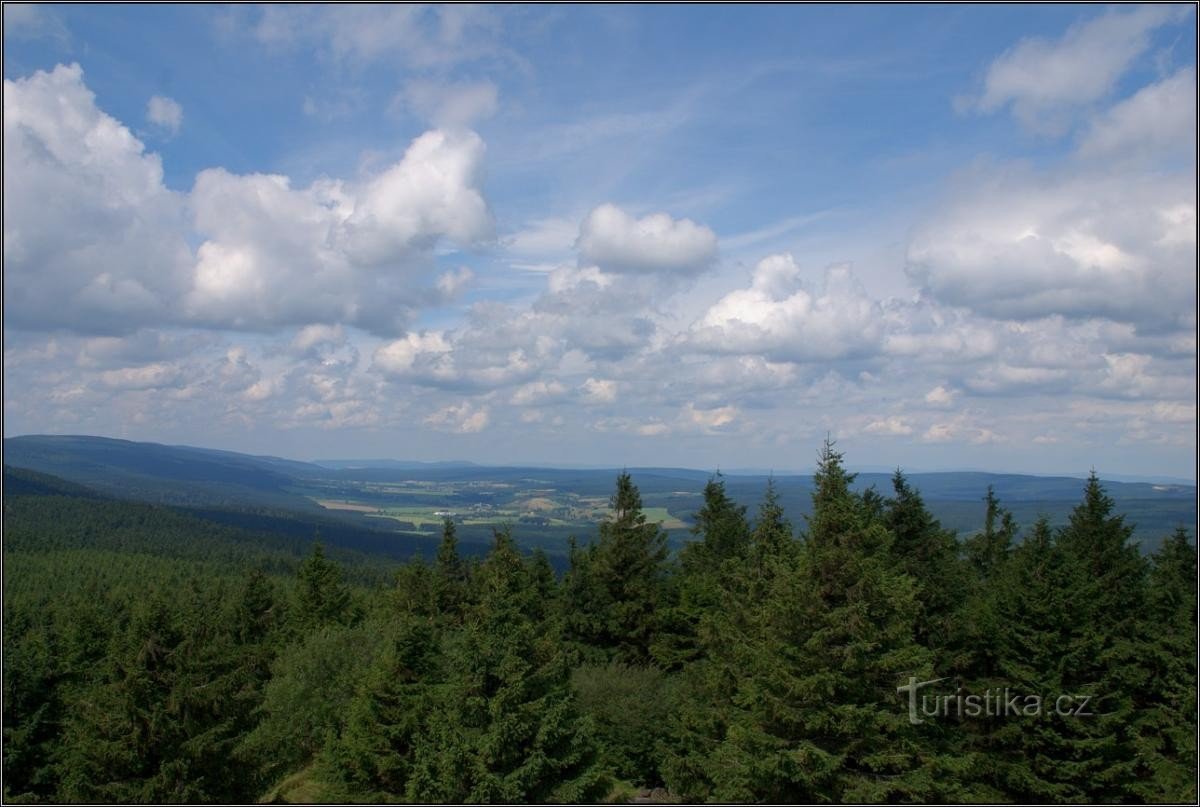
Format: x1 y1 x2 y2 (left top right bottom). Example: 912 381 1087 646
258 765 329 804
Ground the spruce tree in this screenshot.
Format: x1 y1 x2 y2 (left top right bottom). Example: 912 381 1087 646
1129 527 1198 802
964 486 1017 581
653 473 750 670
295 541 354 631
433 517 469 620
407 529 609 803
885 470 968 661
320 615 438 801
563 472 668 664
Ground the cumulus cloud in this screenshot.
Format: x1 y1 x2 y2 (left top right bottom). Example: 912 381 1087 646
905 163 1195 329
5 64 496 337
863 416 914 436
924 385 958 407
686 403 737 430
581 377 618 404
425 401 490 433
373 327 544 391
688 254 882 362
510 380 567 406
923 416 1003 445
968 4 1183 133
146 95 183 136
4 64 192 334
577 203 717 275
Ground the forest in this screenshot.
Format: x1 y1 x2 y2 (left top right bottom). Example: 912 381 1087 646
2 441 1196 804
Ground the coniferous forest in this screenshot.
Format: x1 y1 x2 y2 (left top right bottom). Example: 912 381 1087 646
2 442 1196 804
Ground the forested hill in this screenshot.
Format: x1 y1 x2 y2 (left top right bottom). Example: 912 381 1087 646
3 433 1195 550
3 441 1195 803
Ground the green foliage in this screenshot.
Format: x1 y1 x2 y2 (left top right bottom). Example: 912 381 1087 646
294 541 357 631
572 661 674 786
563 473 669 665
3 457 1195 803
406 530 610 803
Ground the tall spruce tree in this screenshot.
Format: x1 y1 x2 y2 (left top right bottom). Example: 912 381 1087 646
433 517 469 620
653 473 750 670
669 442 970 802
319 615 439 801
885 470 968 661
406 529 609 803
295 542 355 631
1128 527 1198 801
563 472 668 664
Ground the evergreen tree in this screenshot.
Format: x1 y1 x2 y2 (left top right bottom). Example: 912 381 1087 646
662 479 795 800
964 486 1017 581
669 442 971 802
406 529 609 802
320 615 439 801
295 541 354 631
563 472 668 665
886 470 968 659
1128 527 1198 802
653 473 750 670
433 517 469 619
979 518 1081 800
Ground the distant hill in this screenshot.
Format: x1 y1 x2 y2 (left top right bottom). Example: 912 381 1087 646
4 434 1194 552
313 458 479 470
3 434 326 510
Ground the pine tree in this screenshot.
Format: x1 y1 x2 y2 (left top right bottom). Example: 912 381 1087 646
662 479 796 800
964 486 1017 581
979 518 1081 800
320 615 438 801
885 470 968 660
406 529 609 802
1128 527 1198 802
653 473 750 670
295 541 354 631
433 517 469 619
563 473 668 665
669 442 969 802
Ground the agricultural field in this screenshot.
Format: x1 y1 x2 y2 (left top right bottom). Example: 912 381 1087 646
305 480 694 535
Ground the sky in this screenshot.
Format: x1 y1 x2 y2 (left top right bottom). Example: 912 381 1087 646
3 3 1196 478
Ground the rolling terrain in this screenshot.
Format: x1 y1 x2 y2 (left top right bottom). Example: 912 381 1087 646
4 434 1195 554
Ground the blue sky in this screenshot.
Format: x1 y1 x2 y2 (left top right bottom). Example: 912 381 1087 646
3 3 1196 477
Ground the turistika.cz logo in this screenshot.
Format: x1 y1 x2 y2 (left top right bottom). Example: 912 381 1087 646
897 677 1095 725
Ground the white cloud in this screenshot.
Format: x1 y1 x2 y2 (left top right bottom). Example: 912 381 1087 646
436 266 474 299
251 5 501 69
923 417 1003 445
970 4 1182 133
373 327 544 391
686 403 737 430
581 377 618 404
510 380 566 406
291 324 346 355
3 64 191 334
187 128 492 333
1077 68 1196 161
401 78 498 127
4 64 497 337
863 416 914 436
577 203 717 275
146 95 183 136
924 385 958 407
688 254 882 362
425 401 490 433
906 163 1195 328
98 362 184 391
